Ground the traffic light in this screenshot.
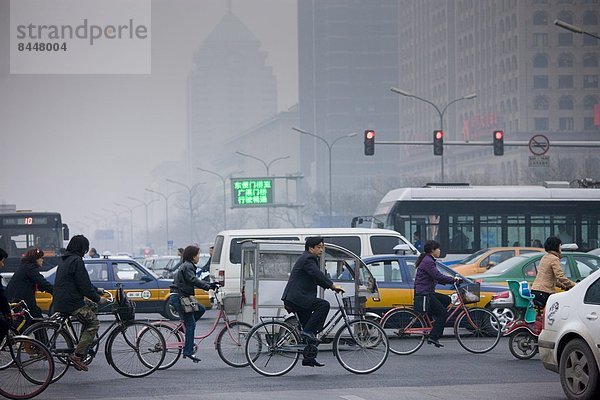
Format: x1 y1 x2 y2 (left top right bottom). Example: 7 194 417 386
493 130 504 156
433 130 444 156
364 130 375 156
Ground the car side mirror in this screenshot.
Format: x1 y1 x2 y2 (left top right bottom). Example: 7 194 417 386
486 262 496 269
140 275 153 282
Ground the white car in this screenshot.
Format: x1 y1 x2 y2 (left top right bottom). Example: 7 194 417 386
538 268 600 400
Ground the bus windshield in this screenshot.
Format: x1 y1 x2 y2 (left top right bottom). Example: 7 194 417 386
0 212 68 272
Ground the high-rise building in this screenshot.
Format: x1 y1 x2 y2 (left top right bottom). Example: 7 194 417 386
298 0 401 216
187 9 277 171
397 0 600 183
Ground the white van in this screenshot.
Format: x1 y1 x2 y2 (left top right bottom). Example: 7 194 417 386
210 228 416 302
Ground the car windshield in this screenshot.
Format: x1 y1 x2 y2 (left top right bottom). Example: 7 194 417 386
457 248 489 264
486 255 534 273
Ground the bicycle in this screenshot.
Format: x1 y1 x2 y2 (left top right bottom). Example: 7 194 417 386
244 293 389 377
151 285 252 369
380 282 501 355
0 327 55 399
22 287 166 382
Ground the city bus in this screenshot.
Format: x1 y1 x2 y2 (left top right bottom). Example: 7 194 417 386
372 183 600 260
0 211 69 273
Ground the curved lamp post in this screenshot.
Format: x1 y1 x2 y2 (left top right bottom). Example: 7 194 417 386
196 168 242 230
390 87 476 182
291 127 357 222
166 178 205 244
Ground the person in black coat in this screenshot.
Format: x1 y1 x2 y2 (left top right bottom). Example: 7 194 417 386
0 248 11 344
169 244 217 363
281 237 344 367
6 248 53 324
53 235 107 372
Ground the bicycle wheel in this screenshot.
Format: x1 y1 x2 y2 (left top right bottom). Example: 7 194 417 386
508 329 538 360
0 328 20 369
0 337 55 400
105 321 166 378
333 319 389 374
380 308 426 355
455 307 501 354
151 321 183 370
216 321 252 368
245 321 300 377
23 321 74 383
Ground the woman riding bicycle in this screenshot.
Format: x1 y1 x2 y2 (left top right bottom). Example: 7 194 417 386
413 240 461 348
169 245 218 363
531 236 576 308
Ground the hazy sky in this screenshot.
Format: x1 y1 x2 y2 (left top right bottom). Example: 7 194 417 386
0 0 297 233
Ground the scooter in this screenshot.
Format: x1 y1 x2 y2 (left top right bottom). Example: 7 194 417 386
503 280 543 360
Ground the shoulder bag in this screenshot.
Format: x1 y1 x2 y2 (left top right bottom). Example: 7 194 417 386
180 295 199 313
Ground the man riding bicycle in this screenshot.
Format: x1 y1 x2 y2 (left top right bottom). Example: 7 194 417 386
281 236 344 367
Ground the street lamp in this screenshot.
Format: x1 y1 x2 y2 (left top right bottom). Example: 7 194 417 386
145 188 180 254
166 178 205 244
291 127 357 223
114 202 140 256
390 87 477 182
235 151 290 228
101 208 120 252
128 196 158 247
554 19 600 39
197 168 242 230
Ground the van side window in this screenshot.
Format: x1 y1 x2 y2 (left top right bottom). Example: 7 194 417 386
370 235 402 254
323 236 361 256
230 237 300 264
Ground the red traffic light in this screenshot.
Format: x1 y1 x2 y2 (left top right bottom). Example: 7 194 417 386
494 130 504 140
364 130 375 156
435 130 444 140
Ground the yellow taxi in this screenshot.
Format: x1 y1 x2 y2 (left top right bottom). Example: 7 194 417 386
450 247 543 276
37 256 210 319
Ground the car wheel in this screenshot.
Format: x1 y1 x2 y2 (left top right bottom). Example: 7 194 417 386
560 338 600 400
491 307 515 332
163 301 179 320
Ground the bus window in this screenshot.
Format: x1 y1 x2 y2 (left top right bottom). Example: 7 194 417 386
448 215 474 252
480 216 502 247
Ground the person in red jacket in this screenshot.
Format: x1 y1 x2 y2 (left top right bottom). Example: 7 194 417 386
413 240 461 348
6 248 54 326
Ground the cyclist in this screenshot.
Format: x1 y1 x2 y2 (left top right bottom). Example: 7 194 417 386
281 236 344 367
53 235 108 372
0 248 11 344
531 236 576 308
413 240 461 348
6 248 54 328
169 245 218 363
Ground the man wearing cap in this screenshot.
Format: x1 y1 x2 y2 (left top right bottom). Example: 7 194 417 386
281 236 344 367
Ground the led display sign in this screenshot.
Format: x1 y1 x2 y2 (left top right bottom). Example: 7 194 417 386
231 178 274 208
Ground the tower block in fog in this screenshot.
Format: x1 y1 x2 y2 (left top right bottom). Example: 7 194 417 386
187 9 277 168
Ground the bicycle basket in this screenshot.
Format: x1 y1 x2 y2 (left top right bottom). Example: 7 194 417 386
342 296 366 316
459 282 481 304
114 284 136 321
114 301 136 321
